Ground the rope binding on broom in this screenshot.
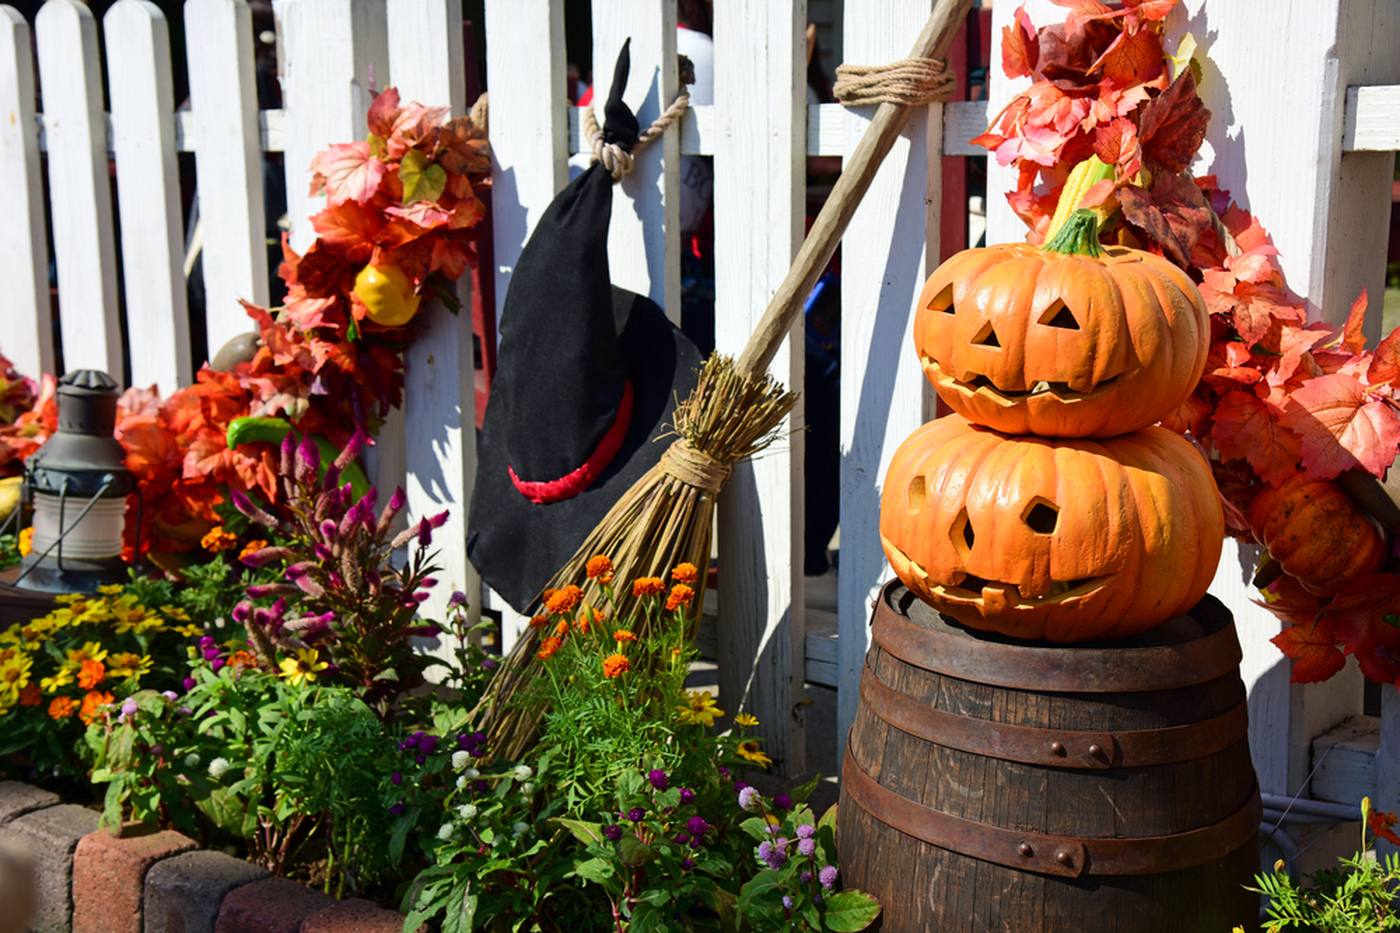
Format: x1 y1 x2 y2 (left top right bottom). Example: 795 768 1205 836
658 440 730 495
833 55 956 108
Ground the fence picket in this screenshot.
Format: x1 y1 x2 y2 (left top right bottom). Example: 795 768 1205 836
0 7 53 378
591 0 681 321
185 0 270 360
388 0 482 636
104 0 191 396
835 0 943 761
35 0 123 379
712 0 806 773
482 0 567 648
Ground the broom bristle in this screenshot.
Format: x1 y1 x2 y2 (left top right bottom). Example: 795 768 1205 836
471 354 797 760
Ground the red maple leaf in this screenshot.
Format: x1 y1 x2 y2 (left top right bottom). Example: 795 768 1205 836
1001 7 1039 79
1090 22 1164 86
366 87 402 139
1269 324 1330 387
1122 0 1178 21
1118 170 1212 267
1281 372 1400 479
1211 390 1300 487
1093 117 1142 178
308 141 387 207
1369 327 1400 388
1159 392 1212 438
1270 623 1346 683
1137 68 1210 173
1340 289 1369 355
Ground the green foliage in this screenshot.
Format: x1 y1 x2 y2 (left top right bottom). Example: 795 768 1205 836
1249 799 1400 932
0 530 18 571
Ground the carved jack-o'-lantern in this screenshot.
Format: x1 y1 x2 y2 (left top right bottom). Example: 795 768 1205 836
880 414 1223 642
914 210 1209 438
1249 473 1386 596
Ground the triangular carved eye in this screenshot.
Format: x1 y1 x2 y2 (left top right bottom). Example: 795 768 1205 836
1023 498 1059 534
1039 301 1079 330
927 283 956 315
972 322 1001 347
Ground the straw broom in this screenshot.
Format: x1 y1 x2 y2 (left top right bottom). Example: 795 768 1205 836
474 0 974 761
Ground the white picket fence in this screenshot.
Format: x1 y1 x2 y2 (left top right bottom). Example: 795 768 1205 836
3 0 1400 839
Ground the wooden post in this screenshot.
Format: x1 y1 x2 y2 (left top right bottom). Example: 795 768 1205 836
185 0 271 360
835 0 944 762
35 0 123 379
713 0 807 773
482 0 567 649
0 8 53 378
104 0 192 396
388 0 483 641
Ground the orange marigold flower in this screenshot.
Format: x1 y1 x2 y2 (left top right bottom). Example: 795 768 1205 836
613 629 637 644
665 583 696 612
48 696 77 720
632 577 665 598
554 619 570 638
574 613 591 634
200 526 237 553
529 615 550 629
585 555 614 581
77 659 106 690
79 690 114 725
671 562 699 585
227 650 259 671
545 585 584 615
602 653 631 679
238 539 269 562
18 683 41 707
536 636 563 661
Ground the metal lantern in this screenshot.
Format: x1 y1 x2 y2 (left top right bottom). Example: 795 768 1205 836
14 370 137 593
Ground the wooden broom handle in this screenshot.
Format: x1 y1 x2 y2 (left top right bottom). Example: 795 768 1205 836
733 0 974 381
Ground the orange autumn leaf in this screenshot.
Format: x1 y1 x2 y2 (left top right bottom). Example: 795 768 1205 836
1281 372 1400 479
1341 290 1370 355
1210 391 1300 488
1370 809 1400 847
1270 624 1345 684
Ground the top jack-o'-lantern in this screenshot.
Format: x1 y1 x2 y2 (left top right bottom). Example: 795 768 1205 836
914 209 1209 438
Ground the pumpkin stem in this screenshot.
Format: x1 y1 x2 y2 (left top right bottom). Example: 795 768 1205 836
1043 209 1104 258
1043 155 1116 242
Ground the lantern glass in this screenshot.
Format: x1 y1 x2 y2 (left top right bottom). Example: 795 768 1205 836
30 491 126 562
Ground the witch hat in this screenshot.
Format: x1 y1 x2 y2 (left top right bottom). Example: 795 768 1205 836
467 42 701 613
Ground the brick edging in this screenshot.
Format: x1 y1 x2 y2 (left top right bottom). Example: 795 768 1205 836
0 781 417 933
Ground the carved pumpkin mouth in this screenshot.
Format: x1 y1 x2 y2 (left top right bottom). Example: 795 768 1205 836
922 358 1124 405
933 573 1111 605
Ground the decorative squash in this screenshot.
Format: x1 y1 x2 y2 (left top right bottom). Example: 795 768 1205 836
880 414 1223 642
353 262 421 327
914 210 1209 438
1249 474 1386 596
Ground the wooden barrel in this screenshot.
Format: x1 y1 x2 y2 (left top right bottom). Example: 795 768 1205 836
839 582 1260 932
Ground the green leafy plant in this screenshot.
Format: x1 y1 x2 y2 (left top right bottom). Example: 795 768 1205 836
1247 797 1400 932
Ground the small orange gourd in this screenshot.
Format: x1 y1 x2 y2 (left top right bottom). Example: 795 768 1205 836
880 414 1223 642
1249 474 1387 595
914 210 1208 438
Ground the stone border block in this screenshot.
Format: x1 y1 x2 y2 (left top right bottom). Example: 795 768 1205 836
301 897 414 933
73 824 198 933
142 849 268 933
213 875 334 933
1 802 100 933
0 780 60 825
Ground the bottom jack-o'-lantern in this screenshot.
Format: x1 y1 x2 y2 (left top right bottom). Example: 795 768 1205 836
880 415 1223 642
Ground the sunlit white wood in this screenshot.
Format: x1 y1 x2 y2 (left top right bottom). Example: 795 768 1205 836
35 0 122 377
836 0 943 761
591 0 681 320
713 0 806 774
186 0 270 359
389 0 482 640
1344 85 1400 152
105 0 190 395
0 8 53 377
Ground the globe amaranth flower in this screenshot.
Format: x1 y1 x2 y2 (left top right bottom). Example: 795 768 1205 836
757 840 786 870
451 750 471 770
520 782 535 796
437 823 456 841
738 786 761 812
627 807 646 823
648 768 669 790
207 757 231 779
462 767 480 780
118 697 139 721
389 803 407 816
391 771 403 786
796 823 816 839
457 803 478 820
675 832 690 845
686 816 710 838
681 857 695 870
511 821 529 836
773 792 792 811
782 895 794 911
819 865 838 890
602 824 623 842
512 764 533 781
184 753 201 769
798 837 816 857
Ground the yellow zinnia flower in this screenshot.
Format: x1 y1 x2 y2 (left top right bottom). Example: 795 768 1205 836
0 653 33 703
97 584 124 596
40 667 74 693
736 739 773 769
676 690 725 727
279 649 328 687
66 641 108 667
107 652 153 682
733 713 759 728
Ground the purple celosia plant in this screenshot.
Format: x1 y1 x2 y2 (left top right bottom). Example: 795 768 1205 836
230 432 448 713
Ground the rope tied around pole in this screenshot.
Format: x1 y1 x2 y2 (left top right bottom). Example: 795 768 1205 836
833 56 956 108
583 87 690 182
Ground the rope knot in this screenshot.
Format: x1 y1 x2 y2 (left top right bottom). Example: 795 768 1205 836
659 439 730 496
833 56 955 108
583 88 690 182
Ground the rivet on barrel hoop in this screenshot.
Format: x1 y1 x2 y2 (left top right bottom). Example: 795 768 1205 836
1050 741 1065 756
1018 843 1033 857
